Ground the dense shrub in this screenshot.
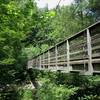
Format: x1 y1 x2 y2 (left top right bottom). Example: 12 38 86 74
36 71 100 100
36 79 78 100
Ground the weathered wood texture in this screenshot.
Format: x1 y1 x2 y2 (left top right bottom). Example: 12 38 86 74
28 21 100 75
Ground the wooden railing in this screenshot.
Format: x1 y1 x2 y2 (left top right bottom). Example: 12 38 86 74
28 21 100 75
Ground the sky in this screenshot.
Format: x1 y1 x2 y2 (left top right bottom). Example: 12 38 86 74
35 0 74 9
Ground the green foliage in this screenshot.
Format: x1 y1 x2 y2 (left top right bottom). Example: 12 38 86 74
36 71 100 100
36 79 78 100
0 1 38 100
78 95 100 100
0 85 33 100
22 46 41 59
18 88 33 100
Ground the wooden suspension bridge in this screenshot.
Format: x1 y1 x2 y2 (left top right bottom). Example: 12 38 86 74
27 21 100 75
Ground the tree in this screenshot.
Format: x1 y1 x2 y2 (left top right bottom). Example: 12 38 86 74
0 0 38 85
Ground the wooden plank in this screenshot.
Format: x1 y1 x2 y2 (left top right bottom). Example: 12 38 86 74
39 56 41 69
91 38 100 45
93 71 100 73
41 58 100 65
70 56 88 61
92 53 100 58
92 58 100 63
41 60 83 65
92 45 100 50
50 56 56 59
43 53 45 68
70 70 83 72
67 40 70 71
70 45 86 52
86 29 93 74
57 54 67 58
70 60 88 64
70 40 86 47
48 50 50 68
91 33 100 40
70 50 86 55
55 46 58 69
57 59 67 62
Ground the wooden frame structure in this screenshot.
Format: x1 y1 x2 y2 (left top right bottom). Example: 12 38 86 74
27 21 100 75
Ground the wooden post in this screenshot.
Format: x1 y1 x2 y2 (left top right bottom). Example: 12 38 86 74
48 50 50 69
37 58 38 68
36 58 37 68
86 28 93 75
55 46 58 70
43 53 45 69
66 40 70 72
39 56 41 70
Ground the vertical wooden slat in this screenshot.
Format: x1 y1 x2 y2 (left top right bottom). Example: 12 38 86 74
39 56 41 70
48 50 50 69
36 58 38 68
35 58 37 68
86 28 93 74
66 40 70 72
43 53 45 69
55 46 58 70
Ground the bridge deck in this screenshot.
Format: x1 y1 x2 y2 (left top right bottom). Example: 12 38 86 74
28 21 100 75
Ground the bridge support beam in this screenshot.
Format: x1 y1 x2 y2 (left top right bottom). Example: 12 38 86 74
66 40 72 72
43 53 45 69
39 56 41 70
48 50 50 69
85 28 93 75
55 46 58 70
